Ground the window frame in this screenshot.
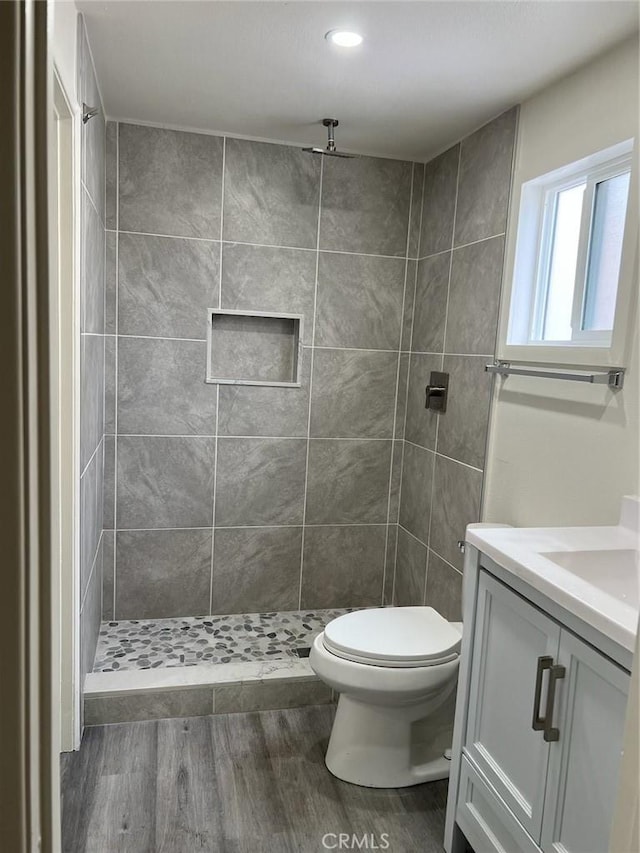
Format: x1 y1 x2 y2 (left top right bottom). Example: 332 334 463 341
498 138 638 369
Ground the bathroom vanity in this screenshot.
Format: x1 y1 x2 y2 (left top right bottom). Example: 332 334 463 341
444 498 639 853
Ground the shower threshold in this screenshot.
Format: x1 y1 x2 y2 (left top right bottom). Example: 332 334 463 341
84 608 356 726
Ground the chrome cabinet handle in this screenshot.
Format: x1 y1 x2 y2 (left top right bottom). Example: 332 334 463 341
532 656 553 731
543 664 566 742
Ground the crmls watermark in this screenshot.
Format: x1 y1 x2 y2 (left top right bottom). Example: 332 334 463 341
321 833 390 850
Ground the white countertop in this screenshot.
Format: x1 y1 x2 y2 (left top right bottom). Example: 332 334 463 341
466 497 640 653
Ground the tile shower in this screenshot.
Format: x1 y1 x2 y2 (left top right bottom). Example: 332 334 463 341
88 106 517 721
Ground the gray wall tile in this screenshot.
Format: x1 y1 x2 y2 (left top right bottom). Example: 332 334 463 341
218 349 311 437
412 253 450 353
404 353 441 449
408 163 425 258
214 681 330 714
119 124 223 238
80 540 103 679
215 438 306 526
85 689 213 725
117 436 215 529
115 529 213 619
395 355 409 439
105 231 117 334
118 232 219 339
305 440 392 525
454 108 517 246
420 145 459 258
426 550 462 622
81 447 101 599
221 242 316 322
401 260 417 351
430 455 482 571
80 333 104 471
395 527 427 606
300 525 386 608
105 121 117 230
103 435 115 529
117 338 216 435
384 525 397 606
310 349 397 439
320 155 412 256
445 236 504 355
438 356 492 469
223 138 320 248
102 530 114 621
104 335 116 434
315 252 405 350
212 527 302 614
398 442 434 544
388 440 403 522
82 188 105 334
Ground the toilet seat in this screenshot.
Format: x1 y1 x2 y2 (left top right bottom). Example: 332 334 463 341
323 606 461 668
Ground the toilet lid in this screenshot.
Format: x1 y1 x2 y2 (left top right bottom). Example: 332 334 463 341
323 607 462 668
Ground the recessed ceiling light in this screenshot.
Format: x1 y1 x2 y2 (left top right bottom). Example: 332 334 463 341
325 29 363 48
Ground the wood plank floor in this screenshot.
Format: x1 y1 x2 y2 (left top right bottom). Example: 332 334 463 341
61 704 449 853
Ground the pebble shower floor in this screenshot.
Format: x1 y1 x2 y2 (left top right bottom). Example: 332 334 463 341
93 608 354 672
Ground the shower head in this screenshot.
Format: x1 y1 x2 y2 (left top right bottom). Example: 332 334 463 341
303 118 355 159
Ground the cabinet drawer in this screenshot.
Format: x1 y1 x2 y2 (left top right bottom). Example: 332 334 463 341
457 756 540 853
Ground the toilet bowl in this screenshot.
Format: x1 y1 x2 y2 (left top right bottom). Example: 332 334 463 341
310 606 462 788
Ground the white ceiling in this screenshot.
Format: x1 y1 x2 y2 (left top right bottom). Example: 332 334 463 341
78 1 639 161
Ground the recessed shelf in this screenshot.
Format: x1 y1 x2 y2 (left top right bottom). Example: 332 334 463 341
206 309 304 387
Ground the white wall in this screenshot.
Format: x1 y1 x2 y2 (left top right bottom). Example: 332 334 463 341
484 36 639 527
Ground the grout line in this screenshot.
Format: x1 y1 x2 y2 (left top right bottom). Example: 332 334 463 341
111 336 401 353
405 350 495 359
381 161 416 605
441 146 463 367
80 436 103 481
391 438 406 605
311 345 398 354
423 148 461 604
118 229 220 244
117 333 208 343
101 123 108 623
80 178 105 230
392 164 425 606
210 139 225 613
111 230 412 261
112 523 388 533
397 523 428 550
403 440 483 473
112 121 120 619
298 154 324 610
80 529 105 614
416 231 506 261
115 434 393 441
428 546 464 577
209 386 219 613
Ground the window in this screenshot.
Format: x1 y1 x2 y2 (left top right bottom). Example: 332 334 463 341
506 140 634 355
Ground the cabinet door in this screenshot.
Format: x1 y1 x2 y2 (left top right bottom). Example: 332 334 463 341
541 631 629 853
465 570 560 842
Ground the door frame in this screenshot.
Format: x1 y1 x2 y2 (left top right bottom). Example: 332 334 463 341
51 65 81 753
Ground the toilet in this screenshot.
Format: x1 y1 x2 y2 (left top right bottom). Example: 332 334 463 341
309 606 462 788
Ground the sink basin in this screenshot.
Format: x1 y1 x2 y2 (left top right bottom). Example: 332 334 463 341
540 549 639 605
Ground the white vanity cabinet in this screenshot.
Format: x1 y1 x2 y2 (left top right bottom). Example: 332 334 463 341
447 563 631 853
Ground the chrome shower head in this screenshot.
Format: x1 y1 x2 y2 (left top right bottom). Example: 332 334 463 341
303 118 355 158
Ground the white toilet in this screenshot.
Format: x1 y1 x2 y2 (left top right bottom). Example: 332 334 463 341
309 606 462 788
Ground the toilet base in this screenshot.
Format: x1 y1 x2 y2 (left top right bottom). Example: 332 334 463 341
325 694 453 788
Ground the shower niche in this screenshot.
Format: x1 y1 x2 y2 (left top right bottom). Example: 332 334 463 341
206 309 304 387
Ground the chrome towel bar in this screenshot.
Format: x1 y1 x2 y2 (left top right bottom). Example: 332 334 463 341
485 361 625 390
